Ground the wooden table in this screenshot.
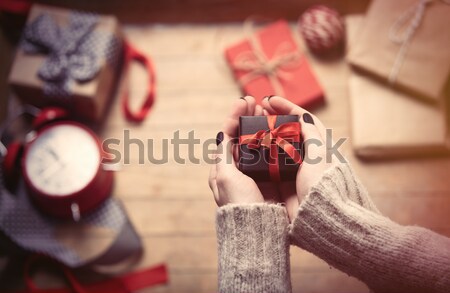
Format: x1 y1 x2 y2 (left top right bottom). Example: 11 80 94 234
1 16 449 293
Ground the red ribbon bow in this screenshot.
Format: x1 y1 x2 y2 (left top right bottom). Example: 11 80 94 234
239 115 302 182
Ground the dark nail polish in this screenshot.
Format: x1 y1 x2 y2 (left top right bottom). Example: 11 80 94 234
267 95 275 101
216 131 224 146
301 140 306 160
303 113 315 124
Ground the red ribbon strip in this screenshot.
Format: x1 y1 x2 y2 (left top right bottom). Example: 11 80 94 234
9 255 168 293
0 0 32 15
239 115 302 182
122 42 156 123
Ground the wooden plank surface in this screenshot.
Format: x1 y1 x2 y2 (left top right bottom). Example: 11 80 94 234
1 16 450 293
104 19 450 292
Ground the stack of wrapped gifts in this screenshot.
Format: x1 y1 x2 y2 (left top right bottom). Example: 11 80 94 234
347 0 450 158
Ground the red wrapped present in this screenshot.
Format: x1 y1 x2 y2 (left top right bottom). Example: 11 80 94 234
225 20 324 109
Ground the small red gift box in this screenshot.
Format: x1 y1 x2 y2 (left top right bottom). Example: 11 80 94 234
239 115 303 182
225 20 324 109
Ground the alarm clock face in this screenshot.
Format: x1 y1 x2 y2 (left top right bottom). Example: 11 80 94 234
24 124 101 197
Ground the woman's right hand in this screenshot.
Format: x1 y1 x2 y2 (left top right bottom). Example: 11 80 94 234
262 96 339 221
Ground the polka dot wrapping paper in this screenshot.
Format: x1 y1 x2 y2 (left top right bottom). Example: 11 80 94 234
8 4 124 122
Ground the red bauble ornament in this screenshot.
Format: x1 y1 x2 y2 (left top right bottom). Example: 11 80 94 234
299 5 346 56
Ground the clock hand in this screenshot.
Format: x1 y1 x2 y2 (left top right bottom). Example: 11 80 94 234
45 147 60 161
40 160 66 183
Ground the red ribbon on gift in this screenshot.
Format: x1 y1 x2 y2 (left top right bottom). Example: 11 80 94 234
239 115 302 182
8 255 168 293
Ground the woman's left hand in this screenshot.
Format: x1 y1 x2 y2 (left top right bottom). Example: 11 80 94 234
209 96 280 207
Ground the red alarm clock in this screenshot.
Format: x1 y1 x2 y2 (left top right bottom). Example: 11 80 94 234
3 107 113 221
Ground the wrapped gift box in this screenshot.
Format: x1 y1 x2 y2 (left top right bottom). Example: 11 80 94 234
225 20 324 109
239 115 302 181
8 4 124 122
347 0 450 103
347 15 450 158
350 72 450 158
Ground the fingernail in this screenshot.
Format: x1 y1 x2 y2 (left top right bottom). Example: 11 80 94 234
216 131 224 146
303 113 315 124
267 95 275 101
301 137 306 159
239 96 246 100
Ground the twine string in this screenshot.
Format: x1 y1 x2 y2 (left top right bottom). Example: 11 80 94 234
388 0 449 83
232 18 303 96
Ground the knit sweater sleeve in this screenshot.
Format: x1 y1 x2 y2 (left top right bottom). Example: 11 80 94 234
216 203 291 293
290 163 450 293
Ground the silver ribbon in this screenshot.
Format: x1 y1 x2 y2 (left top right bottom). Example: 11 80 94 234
21 12 120 97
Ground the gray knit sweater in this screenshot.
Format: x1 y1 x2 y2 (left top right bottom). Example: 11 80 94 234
216 163 450 293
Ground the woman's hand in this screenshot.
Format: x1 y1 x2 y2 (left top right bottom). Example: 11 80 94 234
262 96 338 221
209 96 280 207
209 95 338 218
